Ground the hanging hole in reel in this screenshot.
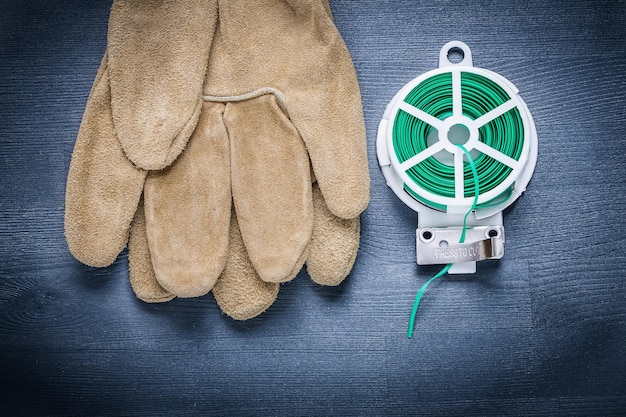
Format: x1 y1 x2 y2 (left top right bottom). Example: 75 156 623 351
447 47 465 64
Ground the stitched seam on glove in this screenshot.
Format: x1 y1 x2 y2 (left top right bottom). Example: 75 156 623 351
203 87 289 116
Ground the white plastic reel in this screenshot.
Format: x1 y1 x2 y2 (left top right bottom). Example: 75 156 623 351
377 41 538 273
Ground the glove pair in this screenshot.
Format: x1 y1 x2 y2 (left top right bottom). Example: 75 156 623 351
65 0 370 320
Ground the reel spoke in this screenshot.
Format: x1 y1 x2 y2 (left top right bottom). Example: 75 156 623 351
473 141 519 169
473 99 517 128
454 149 465 199
399 141 445 171
452 70 463 117
398 101 446 131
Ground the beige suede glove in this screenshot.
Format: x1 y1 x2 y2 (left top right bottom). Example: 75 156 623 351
65 0 369 320
200 0 370 317
65 0 259 305
206 0 370 283
65 0 219 273
130 0 371 318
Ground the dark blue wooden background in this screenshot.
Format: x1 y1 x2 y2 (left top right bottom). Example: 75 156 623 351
1 0 625 415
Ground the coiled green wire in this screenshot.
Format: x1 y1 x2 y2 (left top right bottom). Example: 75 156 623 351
392 71 525 209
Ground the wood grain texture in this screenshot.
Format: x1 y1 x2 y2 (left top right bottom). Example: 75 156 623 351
1 0 626 415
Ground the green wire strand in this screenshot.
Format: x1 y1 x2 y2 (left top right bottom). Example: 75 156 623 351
392 71 525 209
459 144 480 242
407 144 480 339
407 264 451 338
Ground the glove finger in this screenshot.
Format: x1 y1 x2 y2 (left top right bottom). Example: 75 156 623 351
282 0 369 220
128 197 175 303
205 0 369 219
65 54 146 267
213 209 279 321
108 0 217 170
144 101 231 298
224 93 312 283
306 183 361 286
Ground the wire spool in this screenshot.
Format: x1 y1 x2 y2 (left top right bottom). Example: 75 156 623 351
377 41 537 218
378 42 538 336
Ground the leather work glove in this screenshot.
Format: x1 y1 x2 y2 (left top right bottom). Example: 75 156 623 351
206 0 371 316
65 0 370 319
65 0 221 273
130 0 371 318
